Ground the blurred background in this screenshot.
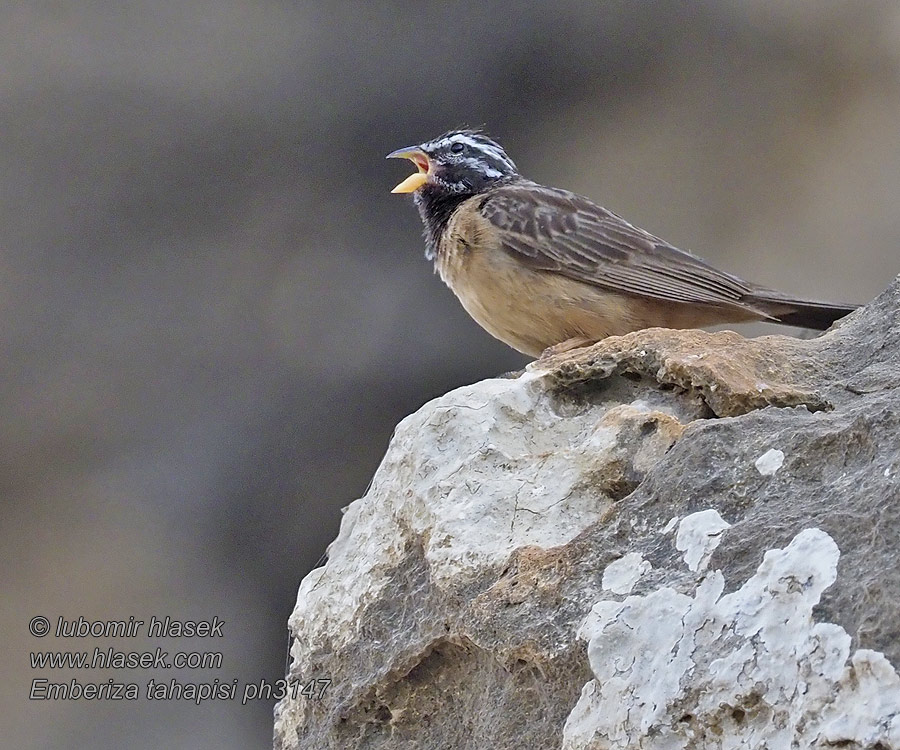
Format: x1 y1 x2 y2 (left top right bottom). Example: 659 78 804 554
2 1 897 747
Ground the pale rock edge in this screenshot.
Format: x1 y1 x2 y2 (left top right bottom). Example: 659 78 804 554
286 369 653 653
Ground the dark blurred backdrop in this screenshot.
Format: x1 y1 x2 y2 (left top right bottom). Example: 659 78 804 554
3 1 897 747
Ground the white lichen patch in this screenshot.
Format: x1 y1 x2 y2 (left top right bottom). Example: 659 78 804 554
755 448 785 476
602 552 651 595
563 527 900 750
675 509 730 572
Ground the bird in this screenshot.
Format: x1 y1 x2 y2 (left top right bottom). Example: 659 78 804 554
387 129 858 358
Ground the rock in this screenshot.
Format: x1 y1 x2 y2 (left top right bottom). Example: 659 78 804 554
275 277 900 750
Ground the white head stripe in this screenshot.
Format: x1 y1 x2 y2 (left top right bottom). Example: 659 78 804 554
427 133 512 165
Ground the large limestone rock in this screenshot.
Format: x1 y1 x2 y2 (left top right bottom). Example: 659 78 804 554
275 277 900 749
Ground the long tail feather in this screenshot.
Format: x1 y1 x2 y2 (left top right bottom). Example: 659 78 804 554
753 296 858 330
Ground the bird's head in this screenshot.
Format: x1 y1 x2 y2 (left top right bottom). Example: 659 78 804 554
387 130 519 196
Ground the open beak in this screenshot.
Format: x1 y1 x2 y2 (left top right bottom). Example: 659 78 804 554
386 146 430 193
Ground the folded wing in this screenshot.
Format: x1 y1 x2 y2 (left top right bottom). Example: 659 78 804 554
479 182 773 316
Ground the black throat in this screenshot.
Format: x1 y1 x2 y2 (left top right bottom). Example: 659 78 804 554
413 185 475 261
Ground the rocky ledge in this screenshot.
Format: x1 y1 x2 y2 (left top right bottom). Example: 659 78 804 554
275 277 900 750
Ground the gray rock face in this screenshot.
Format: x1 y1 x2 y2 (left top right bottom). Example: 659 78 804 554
275 277 900 750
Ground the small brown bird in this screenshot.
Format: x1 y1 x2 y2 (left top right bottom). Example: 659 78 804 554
388 130 857 357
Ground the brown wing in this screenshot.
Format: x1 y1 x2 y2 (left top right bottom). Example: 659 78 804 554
478 181 771 314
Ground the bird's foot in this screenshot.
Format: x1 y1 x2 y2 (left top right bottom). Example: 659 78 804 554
538 336 597 360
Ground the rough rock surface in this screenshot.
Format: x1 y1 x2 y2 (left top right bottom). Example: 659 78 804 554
275 277 900 750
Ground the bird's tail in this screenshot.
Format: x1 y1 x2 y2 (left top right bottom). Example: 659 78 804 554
751 294 859 331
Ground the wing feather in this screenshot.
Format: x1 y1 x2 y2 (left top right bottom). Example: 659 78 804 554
479 182 766 312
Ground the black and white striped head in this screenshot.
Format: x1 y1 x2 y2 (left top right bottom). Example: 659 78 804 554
387 130 519 196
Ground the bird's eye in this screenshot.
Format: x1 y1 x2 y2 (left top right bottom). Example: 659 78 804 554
450 142 465 153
